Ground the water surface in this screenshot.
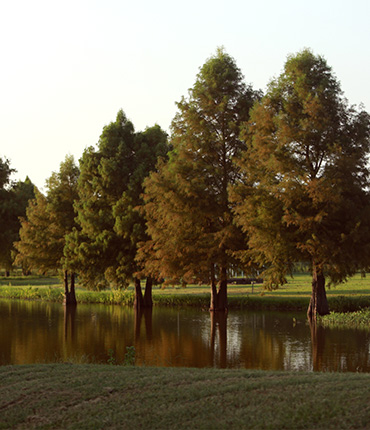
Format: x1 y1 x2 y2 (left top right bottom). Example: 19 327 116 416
1 299 369 371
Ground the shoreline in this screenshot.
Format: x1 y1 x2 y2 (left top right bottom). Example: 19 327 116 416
1 284 370 313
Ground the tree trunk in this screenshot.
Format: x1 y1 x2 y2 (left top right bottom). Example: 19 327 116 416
210 264 218 311
210 265 228 312
69 272 77 305
143 277 153 308
134 278 144 310
63 270 77 306
307 263 329 319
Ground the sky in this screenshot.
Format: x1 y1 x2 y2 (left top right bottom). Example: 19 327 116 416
1 0 369 191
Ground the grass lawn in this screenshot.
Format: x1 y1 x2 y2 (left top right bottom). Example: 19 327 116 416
1 364 369 430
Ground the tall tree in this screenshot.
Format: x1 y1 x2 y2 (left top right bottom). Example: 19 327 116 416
0 158 35 275
0 157 15 275
15 155 79 304
231 49 370 318
139 48 260 311
65 110 168 307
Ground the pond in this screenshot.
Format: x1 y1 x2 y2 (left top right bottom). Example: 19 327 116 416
1 299 369 371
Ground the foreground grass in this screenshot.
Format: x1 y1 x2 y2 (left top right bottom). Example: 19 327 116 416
1 364 369 430
1 273 370 312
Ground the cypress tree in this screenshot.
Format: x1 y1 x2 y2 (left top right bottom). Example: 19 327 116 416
232 49 370 318
139 49 260 311
15 155 79 304
65 110 168 308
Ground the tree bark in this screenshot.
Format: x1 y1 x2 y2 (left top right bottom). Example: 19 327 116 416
134 277 153 310
143 277 153 308
63 270 77 306
134 278 144 310
307 263 329 319
69 272 77 305
210 265 228 312
210 264 218 311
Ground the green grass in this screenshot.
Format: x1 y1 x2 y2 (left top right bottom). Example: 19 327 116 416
1 272 370 312
1 364 369 429
319 308 370 330
0 275 60 287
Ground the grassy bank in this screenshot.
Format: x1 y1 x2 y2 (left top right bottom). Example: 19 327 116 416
1 364 370 430
1 273 370 312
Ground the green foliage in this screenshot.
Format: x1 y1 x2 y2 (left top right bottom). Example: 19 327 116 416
14 155 79 275
232 49 370 290
0 157 35 272
123 346 136 366
107 349 116 365
66 110 168 290
140 49 260 289
0 156 14 189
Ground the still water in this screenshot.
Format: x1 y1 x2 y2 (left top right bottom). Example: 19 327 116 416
1 299 369 371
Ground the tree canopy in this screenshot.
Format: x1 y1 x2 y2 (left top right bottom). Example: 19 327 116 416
139 48 261 310
65 110 168 298
0 158 35 273
231 49 370 317
15 155 79 275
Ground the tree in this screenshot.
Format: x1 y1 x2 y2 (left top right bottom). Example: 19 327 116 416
0 158 35 275
231 49 370 318
15 155 79 304
65 110 168 308
7 177 36 273
0 157 15 274
139 48 260 311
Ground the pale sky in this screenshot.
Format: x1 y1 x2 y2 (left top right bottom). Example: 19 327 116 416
1 0 369 191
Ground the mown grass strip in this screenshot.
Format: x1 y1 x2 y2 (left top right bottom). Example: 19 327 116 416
1 364 369 430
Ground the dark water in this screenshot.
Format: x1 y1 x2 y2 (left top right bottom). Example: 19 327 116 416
1 299 369 371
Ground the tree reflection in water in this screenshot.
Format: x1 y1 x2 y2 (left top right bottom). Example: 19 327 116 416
1 299 370 371
210 312 227 368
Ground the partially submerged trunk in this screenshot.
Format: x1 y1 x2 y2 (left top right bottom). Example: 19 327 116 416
63 270 77 306
307 263 329 319
210 265 228 312
143 277 153 307
134 277 153 310
134 278 144 310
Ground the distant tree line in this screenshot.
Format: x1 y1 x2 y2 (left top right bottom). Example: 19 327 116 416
2 48 370 318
